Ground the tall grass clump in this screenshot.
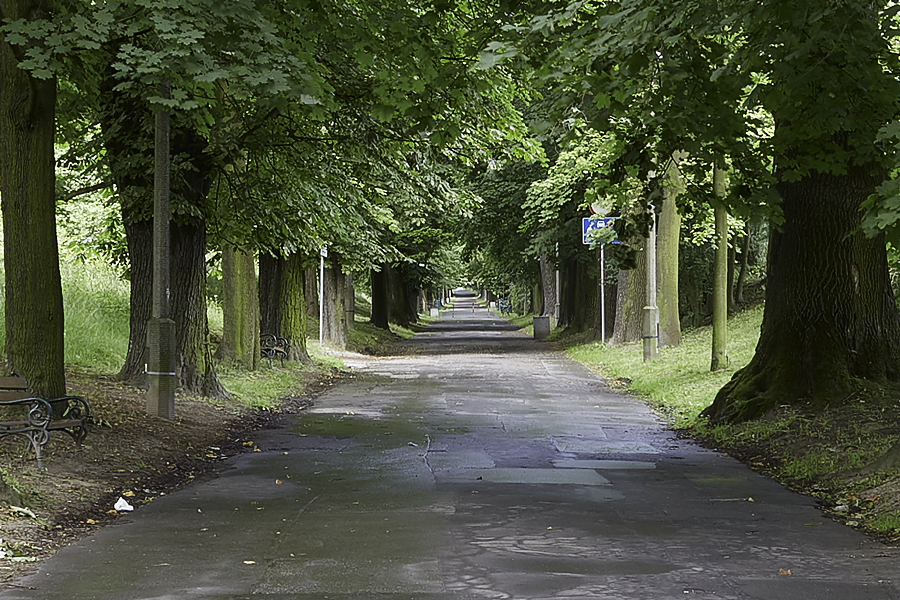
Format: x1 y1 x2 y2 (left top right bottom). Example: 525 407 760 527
566 306 764 428
59 256 130 371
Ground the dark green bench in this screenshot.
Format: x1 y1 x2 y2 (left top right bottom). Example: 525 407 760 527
0 376 90 468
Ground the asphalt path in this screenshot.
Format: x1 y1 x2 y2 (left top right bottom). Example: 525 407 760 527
3 294 899 599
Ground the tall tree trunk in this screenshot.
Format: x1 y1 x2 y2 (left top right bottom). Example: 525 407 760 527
703 166 900 422
657 158 683 347
305 266 319 331
279 253 312 363
259 253 311 363
322 256 348 348
387 264 411 328
118 216 153 385
217 246 260 369
612 236 648 345
370 266 389 330
345 273 355 330
171 220 227 398
539 252 557 318
560 256 595 333
259 253 282 336
0 0 65 399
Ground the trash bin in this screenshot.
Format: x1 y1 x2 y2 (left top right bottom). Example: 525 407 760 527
533 316 550 340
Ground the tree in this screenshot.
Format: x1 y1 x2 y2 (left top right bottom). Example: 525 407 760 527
0 0 65 399
216 247 260 369
657 156 684 347
259 252 312 364
495 0 900 421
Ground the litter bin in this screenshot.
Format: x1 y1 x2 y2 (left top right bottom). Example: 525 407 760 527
533 315 550 340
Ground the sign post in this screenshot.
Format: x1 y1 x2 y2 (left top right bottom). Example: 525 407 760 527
319 246 327 344
582 217 618 344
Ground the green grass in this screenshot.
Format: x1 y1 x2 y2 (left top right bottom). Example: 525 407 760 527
870 511 900 532
565 306 764 428
0 254 131 373
60 259 131 371
217 363 324 409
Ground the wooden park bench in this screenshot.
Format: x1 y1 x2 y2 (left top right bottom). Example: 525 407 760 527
0 375 90 468
260 334 290 368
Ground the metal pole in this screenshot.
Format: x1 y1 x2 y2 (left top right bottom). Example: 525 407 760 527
601 243 606 344
147 84 176 420
319 247 326 344
643 208 659 361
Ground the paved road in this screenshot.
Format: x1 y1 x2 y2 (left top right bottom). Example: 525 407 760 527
3 296 899 599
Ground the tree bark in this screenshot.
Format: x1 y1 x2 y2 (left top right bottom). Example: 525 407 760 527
118 216 153 385
539 252 557 318
217 246 260 369
279 253 312 363
558 256 595 332
305 266 319 330
259 252 311 363
0 0 66 399
259 253 282 337
657 158 683 347
170 219 227 398
345 273 355 330
370 266 389 330
612 236 648 345
703 166 900 422
322 255 348 348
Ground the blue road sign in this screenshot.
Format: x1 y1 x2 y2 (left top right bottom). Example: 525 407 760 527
582 217 620 245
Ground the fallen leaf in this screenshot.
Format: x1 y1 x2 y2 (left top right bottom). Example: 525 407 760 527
86 519 98 525
243 560 256 565
779 569 792 576
275 480 282 485
122 491 135 497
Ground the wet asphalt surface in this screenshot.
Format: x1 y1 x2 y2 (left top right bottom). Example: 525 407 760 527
3 295 900 599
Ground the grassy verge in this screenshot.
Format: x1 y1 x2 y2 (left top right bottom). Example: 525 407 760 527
561 304 900 542
566 306 763 428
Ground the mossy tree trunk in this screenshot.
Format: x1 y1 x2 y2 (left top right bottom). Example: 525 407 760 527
702 165 900 422
217 246 260 369
171 219 227 398
657 159 683 347
612 236 648 345
259 253 311 363
0 0 65 399
279 253 311 363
